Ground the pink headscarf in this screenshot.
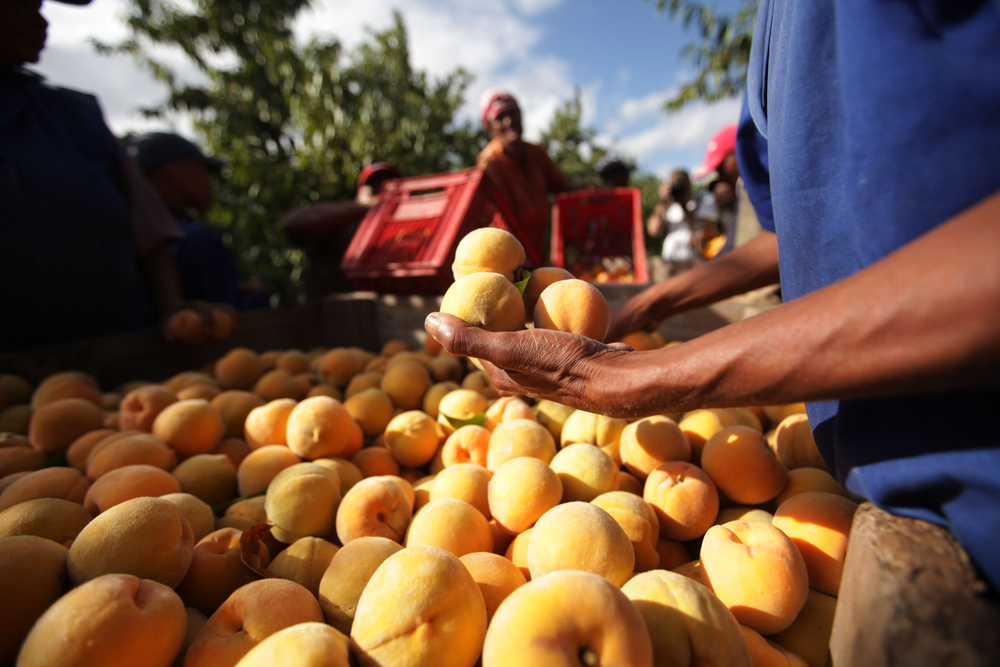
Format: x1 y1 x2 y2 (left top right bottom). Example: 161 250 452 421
479 89 520 131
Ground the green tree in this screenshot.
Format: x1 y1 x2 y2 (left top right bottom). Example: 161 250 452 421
538 90 608 185
650 0 758 111
97 4 485 305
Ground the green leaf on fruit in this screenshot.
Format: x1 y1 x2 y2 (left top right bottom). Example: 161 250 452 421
444 412 487 429
514 268 532 296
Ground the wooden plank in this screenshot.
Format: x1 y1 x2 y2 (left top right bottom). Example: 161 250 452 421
830 503 1000 667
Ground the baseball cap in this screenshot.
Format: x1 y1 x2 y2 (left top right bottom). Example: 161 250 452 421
358 162 402 190
129 132 226 174
51 0 93 5
479 89 520 131
692 124 738 181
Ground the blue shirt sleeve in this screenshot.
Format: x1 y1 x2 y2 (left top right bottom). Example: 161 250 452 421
735 92 774 233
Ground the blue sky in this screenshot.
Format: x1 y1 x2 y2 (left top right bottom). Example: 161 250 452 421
35 0 746 180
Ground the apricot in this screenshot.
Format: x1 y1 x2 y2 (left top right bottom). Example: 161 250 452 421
169 308 208 345
0 466 89 512
210 390 266 440
344 388 394 438
763 403 807 426
776 467 854 508
700 520 809 635
440 424 490 467
0 374 32 405
351 446 399 477
0 404 32 435
483 395 535 431
82 463 180 514
461 369 500 400
773 413 828 471
769 588 838 667
351 545 488 667
771 491 858 596
164 371 217 394
452 227 525 280
243 398 295 449
527 502 634 586
344 371 384 399
534 279 611 341
17 573 185 667
702 425 788 505
460 551 526 623
404 498 490 558
274 349 310 375
30 371 100 410
233 622 351 667
482 570 653 667
381 410 438 467
160 492 216 543
171 454 238 508
268 536 338 598
657 537 692 571
429 462 492 518
717 506 775 525
619 470 644 495
316 348 362 388
592 490 661 572
437 388 488 433
487 418 556 471
86 434 178 480
175 527 270 615
379 339 410 358
0 535 68 664
643 460 720 541
560 409 627 466
251 369 303 402
730 406 764 432
184 578 324 667
217 495 268 532
284 395 355 460
210 435 254 467
118 384 178 432
308 383 343 400
678 409 737 464
533 399 575 440
68 496 194 588
440 272 527 333
318 536 404 633
421 380 458 419
236 444 301 497
620 414 692 479
0 472 31 496
504 527 533 580
28 397 105 454
313 456 363 493
521 266 573 320
741 625 810 667
64 428 113 471
618 330 660 350
622 569 752 667
265 462 341 543
215 347 263 390
487 456 562 535
0 445 44 477
429 355 463 384
549 442 620 503
152 399 225 459
177 381 222 402
336 475 412 545
0 496 91 546
377 360 430 412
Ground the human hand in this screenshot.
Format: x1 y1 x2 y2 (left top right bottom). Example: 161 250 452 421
425 312 644 418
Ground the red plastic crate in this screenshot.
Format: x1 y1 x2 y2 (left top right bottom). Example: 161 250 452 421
341 168 541 294
550 187 649 284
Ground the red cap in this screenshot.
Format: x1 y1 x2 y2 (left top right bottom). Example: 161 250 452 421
692 124 738 180
358 162 402 190
479 89 520 131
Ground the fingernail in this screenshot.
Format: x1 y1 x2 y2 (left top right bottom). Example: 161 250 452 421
425 312 441 332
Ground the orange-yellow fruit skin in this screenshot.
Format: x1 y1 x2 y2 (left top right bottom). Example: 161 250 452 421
533 279 611 341
701 425 788 505
440 272 526 333
318 536 404 634
643 460 720 541
620 415 692 479
404 497 493 557
28 397 105 454
152 399 225 458
0 535 70 664
285 396 355 460
451 227 526 282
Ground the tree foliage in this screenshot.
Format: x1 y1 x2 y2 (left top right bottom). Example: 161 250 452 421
96 2 485 305
650 0 757 112
539 90 608 186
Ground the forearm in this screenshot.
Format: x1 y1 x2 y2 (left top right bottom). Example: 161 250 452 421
282 203 371 245
140 242 185 321
630 190 1000 414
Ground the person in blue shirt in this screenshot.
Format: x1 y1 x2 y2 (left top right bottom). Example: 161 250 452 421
425 0 1000 597
0 0 226 350
130 132 268 311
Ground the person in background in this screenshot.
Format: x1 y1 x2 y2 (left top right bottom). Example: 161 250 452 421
597 157 634 189
426 0 1000 612
0 0 217 350
130 132 267 311
476 90 572 264
646 169 699 282
281 162 401 300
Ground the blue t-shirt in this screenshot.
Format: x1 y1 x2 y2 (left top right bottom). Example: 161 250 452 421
0 67 156 351
738 0 1000 588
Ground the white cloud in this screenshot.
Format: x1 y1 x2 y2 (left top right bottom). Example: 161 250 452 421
508 0 565 16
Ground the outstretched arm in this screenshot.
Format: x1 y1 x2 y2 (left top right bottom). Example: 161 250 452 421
427 190 1000 419
606 230 780 342
282 202 372 245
